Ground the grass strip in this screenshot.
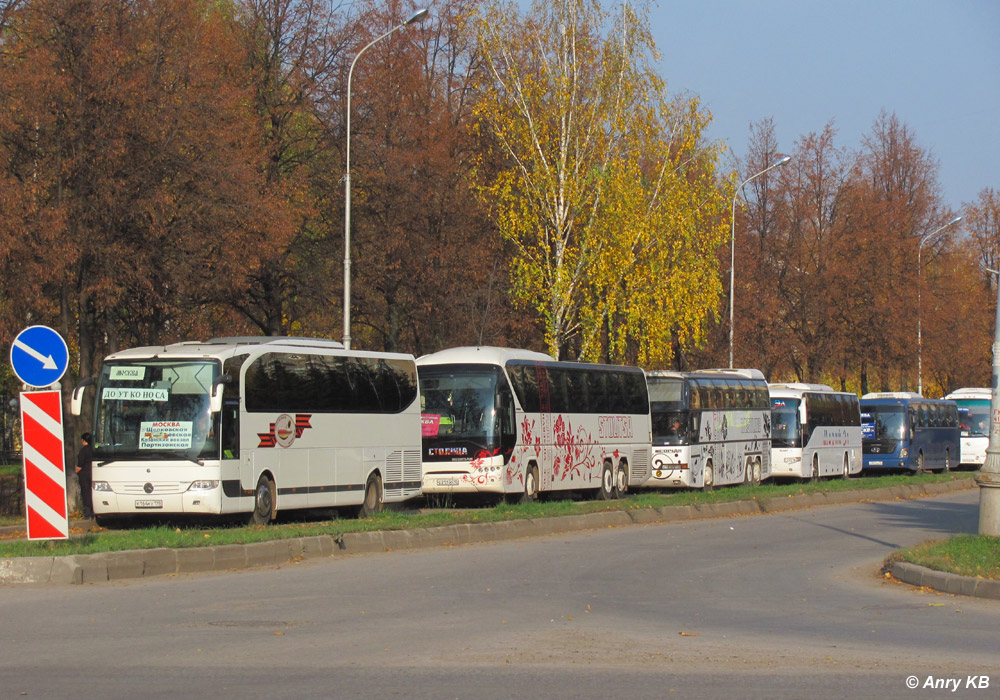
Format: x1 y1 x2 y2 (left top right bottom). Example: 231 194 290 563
0 471 973 559
893 533 1000 581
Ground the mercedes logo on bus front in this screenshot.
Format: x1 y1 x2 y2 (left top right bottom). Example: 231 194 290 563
144 482 154 494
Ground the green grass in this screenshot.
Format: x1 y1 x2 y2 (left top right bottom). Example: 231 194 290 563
0 463 20 477
894 534 1000 580
0 471 974 559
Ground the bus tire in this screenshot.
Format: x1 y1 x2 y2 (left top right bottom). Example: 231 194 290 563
358 472 383 518
751 457 762 487
250 474 275 525
597 461 615 500
615 460 628 498
915 452 926 475
809 455 819 483
941 450 951 474
842 454 850 480
521 465 539 504
703 460 714 491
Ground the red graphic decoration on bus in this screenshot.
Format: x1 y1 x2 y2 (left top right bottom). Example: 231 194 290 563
258 414 312 447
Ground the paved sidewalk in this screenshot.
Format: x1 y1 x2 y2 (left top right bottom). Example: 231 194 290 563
0 478 982 588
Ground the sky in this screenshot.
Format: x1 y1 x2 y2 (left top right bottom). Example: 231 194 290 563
649 0 999 212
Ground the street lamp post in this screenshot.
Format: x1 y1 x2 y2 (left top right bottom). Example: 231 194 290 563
728 155 791 368
978 266 1000 535
916 215 962 394
343 8 429 350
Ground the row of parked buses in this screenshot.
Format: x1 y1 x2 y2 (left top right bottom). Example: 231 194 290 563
69 338 980 525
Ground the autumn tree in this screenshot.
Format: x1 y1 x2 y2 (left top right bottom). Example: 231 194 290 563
473 0 729 363
0 0 279 424
835 111 947 392
334 0 524 354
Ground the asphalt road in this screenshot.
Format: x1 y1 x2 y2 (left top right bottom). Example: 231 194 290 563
1 489 996 699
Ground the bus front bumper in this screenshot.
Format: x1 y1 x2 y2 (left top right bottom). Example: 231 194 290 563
92 482 224 516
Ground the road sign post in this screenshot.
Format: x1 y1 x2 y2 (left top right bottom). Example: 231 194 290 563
10 325 72 540
20 390 69 540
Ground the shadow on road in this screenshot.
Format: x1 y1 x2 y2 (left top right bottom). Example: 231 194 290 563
867 496 978 538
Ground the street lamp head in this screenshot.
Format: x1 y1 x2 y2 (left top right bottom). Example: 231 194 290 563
406 8 429 25
774 155 791 167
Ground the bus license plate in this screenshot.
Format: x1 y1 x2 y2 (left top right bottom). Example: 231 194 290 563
437 479 460 486
868 461 883 466
135 499 163 509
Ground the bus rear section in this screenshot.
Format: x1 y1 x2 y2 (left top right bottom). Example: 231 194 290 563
417 346 652 500
861 393 959 473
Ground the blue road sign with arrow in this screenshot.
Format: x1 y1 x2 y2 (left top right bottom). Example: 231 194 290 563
10 325 69 388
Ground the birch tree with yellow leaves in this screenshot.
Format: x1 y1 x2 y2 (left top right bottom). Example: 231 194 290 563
473 0 730 364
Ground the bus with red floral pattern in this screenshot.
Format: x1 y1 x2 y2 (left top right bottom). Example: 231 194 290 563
416 346 652 501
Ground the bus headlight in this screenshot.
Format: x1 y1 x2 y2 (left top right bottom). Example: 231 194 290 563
188 480 220 491
900 448 908 458
93 481 111 492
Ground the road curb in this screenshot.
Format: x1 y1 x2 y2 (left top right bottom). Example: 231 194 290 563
0 476 978 585
890 561 1000 600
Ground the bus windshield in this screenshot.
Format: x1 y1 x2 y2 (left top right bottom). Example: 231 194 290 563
648 376 688 446
862 406 907 442
93 360 220 462
419 365 503 452
771 398 801 447
957 403 989 436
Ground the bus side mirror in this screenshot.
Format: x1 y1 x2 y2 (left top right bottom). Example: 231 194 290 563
210 374 232 413
71 377 96 416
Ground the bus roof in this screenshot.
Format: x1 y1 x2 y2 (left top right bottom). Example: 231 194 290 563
687 368 766 382
416 346 555 367
103 337 414 363
944 387 991 400
860 393 956 407
768 382 835 393
861 392 922 400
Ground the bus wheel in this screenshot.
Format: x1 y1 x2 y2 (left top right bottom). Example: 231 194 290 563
914 452 926 475
809 455 819 483
703 461 714 491
358 473 383 518
597 461 615 500
751 458 762 487
250 475 275 525
941 450 951 474
615 461 628 498
842 455 850 480
521 465 539 504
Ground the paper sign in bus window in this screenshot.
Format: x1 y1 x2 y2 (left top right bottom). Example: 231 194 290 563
109 366 146 381
103 388 169 402
140 421 193 449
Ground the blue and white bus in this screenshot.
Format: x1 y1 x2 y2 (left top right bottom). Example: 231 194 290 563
860 393 960 473
943 387 990 468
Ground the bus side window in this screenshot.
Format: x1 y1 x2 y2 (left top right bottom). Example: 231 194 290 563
688 413 700 444
499 385 517 455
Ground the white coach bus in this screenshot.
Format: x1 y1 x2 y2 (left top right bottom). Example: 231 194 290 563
769 383 861 480
416 346 652 501
71 337 422 524
645 368 771 489
944 387 990 468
